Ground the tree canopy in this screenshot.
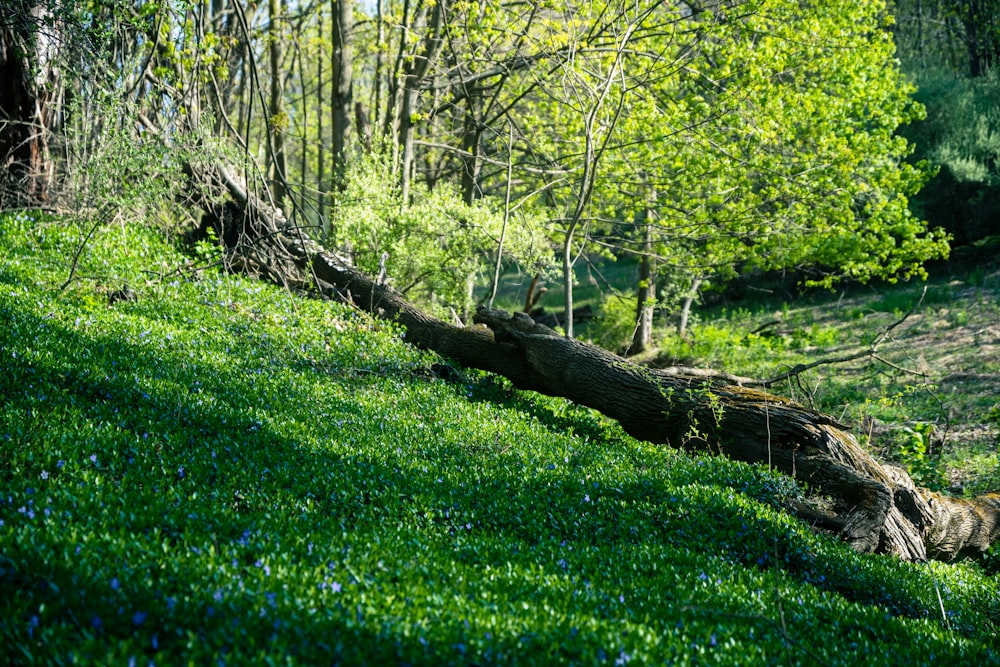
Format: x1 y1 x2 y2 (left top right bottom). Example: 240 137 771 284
0 0 949 330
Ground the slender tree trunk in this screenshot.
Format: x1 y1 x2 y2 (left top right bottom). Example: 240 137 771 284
561 228 576 336
267 0 288 209
317 6 326 231
560 11 645 336
331 0 353 173
373 0 386 140
486 125 514 310
460 106 482 205
399 0 446 203
630 216 655 355
297 40 309 221
678 278 701 339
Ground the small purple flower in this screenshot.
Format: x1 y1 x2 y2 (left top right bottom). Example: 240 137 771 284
89 454 98 465
214 589 223 602
111 578 120 591
56 460 65 469
330 581 342 593
91 614 103 629
132 611 147 626
177 466 185 479
618 594 625 603
557 559 568 570
40 470 48 480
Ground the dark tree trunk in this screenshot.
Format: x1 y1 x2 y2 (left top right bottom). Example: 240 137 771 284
267 0 288 210
0 0 58 205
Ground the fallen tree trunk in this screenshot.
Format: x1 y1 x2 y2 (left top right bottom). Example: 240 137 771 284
180 166 1000 563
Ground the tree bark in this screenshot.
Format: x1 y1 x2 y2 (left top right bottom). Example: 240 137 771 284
630 215 655 355
0 0 59 205
267 0 288 209
398 0 446 203
330 0 353 170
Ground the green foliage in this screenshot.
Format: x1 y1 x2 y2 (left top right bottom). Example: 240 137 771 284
1 212 998 664
901 68 1000 244
563 0 950 298
897 422 948 491
589 291 639 353
330 149 549 316
62 91 186 224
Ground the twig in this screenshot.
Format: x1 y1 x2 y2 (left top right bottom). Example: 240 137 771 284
754 286 929 388
59 213 108 291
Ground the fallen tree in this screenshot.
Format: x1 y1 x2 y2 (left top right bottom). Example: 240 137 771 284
179 165 1000 563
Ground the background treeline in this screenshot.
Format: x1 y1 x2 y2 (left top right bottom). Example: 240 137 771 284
893 0 1000 248
4 0 995 348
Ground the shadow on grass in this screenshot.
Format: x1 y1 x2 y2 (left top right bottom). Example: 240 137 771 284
1 305 997 663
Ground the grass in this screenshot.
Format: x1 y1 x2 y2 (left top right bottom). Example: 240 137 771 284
1 211 1000 665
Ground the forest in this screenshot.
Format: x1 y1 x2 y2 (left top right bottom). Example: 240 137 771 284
2 0 1000 664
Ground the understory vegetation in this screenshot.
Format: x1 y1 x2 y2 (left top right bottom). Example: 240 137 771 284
2 213 1000 665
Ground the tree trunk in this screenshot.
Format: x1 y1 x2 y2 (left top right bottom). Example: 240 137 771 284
178 162 1000 564
316 6 327 233
677 277 701 339
398 0 446 203
330 0 353 171
267 0 288 209
630 217 655 355
0 0 58 206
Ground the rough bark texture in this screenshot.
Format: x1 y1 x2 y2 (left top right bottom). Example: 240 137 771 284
0 0 58 205
189 175 1000 563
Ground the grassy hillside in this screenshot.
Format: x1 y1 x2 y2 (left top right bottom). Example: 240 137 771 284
1 212 999 665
